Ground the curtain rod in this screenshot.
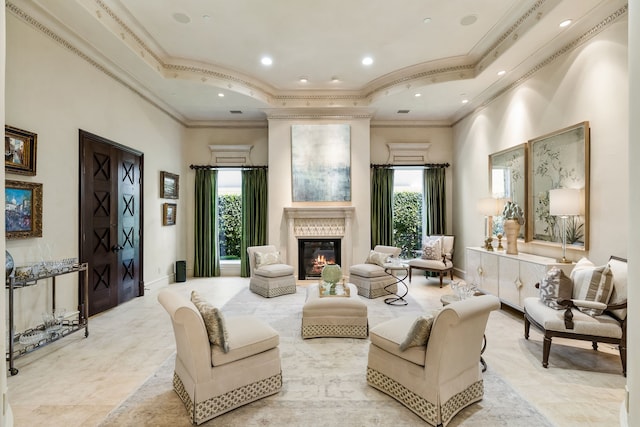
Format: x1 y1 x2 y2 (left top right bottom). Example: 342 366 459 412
189 165 268 170
370 163 450 169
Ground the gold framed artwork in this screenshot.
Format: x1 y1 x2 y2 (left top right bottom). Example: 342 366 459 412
160 171 179 199
5 180 43 239
5 125 37 176
489 143 528 239
528 121 589 249
163 203 177 226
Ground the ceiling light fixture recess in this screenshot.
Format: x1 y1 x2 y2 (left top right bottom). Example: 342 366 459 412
497 70 506 76
423 17 432 24
218 93 224 97
299 77 308 83
462 99 469 104
414 93 421 97
261 56 273 66
362 57 373 66
460 14 477 26
331 76 340 82
559 19 572 28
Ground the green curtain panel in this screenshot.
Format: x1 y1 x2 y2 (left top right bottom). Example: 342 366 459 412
371 167 394 247
241 168 268 277
424 167 446 235
194 169 220 277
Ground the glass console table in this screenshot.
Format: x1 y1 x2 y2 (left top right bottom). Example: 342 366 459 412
5 262 89 375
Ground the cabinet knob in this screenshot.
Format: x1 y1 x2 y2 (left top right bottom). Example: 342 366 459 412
477 267 483 276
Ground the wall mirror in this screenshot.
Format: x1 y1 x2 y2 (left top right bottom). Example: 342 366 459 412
489 143 528 239
528 121 589 250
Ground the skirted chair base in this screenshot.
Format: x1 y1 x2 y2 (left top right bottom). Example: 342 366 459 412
367 367 483 427
249 275 297 298
173 371 283 425
349 273 397 299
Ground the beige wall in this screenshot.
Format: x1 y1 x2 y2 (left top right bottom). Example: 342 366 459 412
5 13 185 330
453 16 629 269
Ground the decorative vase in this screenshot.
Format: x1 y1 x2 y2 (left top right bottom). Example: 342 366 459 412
321 263 342 285
504 220 520 255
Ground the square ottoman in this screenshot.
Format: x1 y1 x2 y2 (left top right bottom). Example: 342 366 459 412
302 283 368 339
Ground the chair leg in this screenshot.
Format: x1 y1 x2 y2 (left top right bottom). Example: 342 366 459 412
438 272 443 288
592 342 598 351
524 316 530 339
542 335 552 368
620 343 627 377
449 270 453 280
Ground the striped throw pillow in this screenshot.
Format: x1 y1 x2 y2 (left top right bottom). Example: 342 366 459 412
571 263 613 316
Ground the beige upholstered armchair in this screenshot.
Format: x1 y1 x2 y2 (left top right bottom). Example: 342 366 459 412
158 289 283 424
349 245 402 298
524 255 627 376
408 235 455 287
367 294 500 426
247 245 297 297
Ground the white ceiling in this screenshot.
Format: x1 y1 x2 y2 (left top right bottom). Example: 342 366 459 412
10 0 627 125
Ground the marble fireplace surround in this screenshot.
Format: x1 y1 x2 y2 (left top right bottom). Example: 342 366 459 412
283 207 355 279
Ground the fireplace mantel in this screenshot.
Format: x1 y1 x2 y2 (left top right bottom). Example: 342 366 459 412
283 206 355 278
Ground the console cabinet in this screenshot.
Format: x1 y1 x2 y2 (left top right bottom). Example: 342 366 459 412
465 247 573 311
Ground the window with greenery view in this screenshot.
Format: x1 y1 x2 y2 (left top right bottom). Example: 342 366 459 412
218 170 242 260
392 169 423 258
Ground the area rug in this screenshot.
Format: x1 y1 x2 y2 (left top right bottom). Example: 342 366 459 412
100 287 552 426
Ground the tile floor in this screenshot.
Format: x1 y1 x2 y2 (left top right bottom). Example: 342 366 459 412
7 275 627 426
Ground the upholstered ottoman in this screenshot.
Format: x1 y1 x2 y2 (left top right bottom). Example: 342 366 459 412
302 283 368 339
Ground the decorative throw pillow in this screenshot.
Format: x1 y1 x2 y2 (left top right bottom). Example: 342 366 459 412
366 250 389 267
255 251 280 269
421 238 442 260
571 262 614 316
190 291 230 352
399 313 436 351
538 267 573 309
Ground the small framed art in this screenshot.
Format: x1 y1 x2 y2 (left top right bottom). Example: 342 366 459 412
5 180 43 239
160 171 179 199
163 203 177 226
5 126 37 176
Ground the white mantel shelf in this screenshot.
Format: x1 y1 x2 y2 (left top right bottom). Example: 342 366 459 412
283 206 355 278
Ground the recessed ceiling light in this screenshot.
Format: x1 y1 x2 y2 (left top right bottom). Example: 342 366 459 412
202 14 211 21
299 77 308 83
423 17 432 24
331 76 340 83
414 93 421 97
497 70 506 76
172 12 191 24
261 56 273 66
362 57 373 66
460 14 477 26
218 93 224 97
397 110 410 114
559 19 572 28
462 99 469 104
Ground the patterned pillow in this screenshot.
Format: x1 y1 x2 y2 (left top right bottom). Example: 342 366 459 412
255 251 280 269
366 250 389 267
538 267 573 309
399 313 436 351
421 238 442 260
571 262 614 316
190 291 230 352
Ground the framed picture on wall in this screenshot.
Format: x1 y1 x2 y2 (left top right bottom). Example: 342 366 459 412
5 126 37 176
5 180 43 239
160 171 179 199
163 203 177 226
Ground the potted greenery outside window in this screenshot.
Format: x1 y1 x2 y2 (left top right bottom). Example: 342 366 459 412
502 201 525 255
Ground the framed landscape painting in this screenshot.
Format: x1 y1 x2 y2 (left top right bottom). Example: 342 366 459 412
291 124 351 202
5 180 43 239
160 171 179 199
5 126 37 176
163 203 177 226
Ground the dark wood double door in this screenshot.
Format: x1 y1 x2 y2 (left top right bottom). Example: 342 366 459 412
79 130 144 316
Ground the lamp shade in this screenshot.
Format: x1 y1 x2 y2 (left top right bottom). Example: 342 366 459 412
549 188 581 216
477 197 503 216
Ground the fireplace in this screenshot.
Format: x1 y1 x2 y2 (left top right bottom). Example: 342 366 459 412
298 238 341 280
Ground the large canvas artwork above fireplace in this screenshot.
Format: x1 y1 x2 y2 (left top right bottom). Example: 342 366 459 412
298 238 342 280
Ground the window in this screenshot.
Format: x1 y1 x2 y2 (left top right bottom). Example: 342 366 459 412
217 170 242 260
392 169 423 258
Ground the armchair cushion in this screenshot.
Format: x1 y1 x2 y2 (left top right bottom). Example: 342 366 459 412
539 267 573 309
571 259 614 315
254 263 295 278
421 237 442 260
349 262 389 278
399 314 436 351
366 250 390 266
255 251 281 268
370 315 427 366
191 291 229 353
211 315 280 366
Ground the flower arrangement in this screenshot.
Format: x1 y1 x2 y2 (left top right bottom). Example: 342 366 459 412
502 201 525 225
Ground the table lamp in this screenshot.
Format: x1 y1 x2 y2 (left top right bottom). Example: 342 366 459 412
549 188 581 263
477 197 503 250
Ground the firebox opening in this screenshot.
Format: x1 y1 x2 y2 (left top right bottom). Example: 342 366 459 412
298 238 341 280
